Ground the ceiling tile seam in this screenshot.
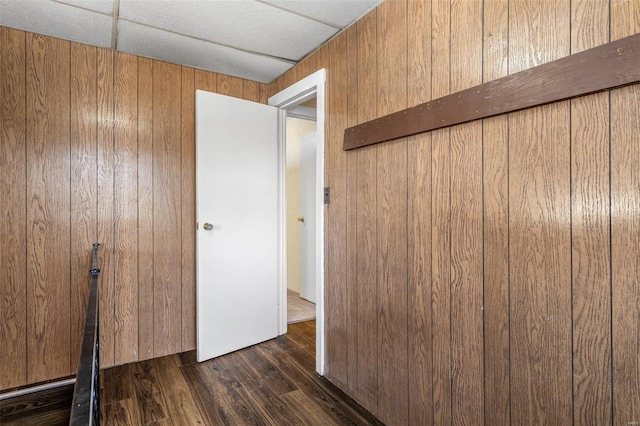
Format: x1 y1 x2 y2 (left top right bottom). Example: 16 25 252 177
111 0 120 50
49 0 113 17
117 17 299 65
253 0 344 30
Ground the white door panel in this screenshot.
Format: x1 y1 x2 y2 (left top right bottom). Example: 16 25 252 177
196 90 279 362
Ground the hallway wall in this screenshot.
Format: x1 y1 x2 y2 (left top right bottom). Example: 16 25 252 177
271 0 640 423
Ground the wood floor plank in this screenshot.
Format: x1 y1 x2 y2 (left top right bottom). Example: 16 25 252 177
132 360 170 424
101 321 380 425
102 398 142 426
154 355 205 425
0 384 73 426
279 389 340 426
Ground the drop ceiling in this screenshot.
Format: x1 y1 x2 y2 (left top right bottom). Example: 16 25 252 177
0 0 384 83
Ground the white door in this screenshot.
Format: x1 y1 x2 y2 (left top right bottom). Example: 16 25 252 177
196 90 279 362
299 132 317 303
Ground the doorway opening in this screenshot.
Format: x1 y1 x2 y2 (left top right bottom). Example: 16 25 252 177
269 69 326 374
285 107 317 324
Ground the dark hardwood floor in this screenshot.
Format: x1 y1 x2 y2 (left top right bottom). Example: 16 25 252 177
0 384 73 425
100 320 382 425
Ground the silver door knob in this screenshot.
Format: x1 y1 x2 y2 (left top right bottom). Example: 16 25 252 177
203 223 214 231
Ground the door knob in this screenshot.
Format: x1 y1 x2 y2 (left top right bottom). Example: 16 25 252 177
203 223 214 231
297 217 304 223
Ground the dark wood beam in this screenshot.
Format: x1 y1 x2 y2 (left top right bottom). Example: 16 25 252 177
343 32 640 150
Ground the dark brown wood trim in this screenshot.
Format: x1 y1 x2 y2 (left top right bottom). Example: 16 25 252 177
344 32 640 150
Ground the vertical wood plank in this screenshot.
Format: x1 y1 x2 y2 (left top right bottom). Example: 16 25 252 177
26 33 72 382
326 33 349 391
70 42 98 371
97 47 115 368
611 1 640 423
482 0 510 423
243 79 261 103
0 26 27 390
376 0 408 424
113 52 139 365
355 10 378 414
449 0 484 423
509 1 572 423
407 0 433 424
217 74 244 98
138 57 154 361
296 57 310 83
281 68 298 91
431 0 452 423
570 0 612 424
181 66 196 351
153 61 183 357
345 24 359 395
195 70 217 94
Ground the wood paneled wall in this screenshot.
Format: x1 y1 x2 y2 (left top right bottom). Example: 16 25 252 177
273 0 640 423
2 1 639 422
0 26 268 390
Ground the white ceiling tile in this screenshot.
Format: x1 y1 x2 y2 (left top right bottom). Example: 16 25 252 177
118 0 337 61
117 20 292 83
0 0 112 48
53 0 114 14
260 0 383 28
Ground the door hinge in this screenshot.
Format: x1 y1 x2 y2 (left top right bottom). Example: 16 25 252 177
324 187 330 204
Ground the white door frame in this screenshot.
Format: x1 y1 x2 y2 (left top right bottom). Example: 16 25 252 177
268 69 326 375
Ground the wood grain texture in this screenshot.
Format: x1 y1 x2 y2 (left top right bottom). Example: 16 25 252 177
376 1 408 424
450 0 484 423
344 31 640 151
152 61 183 357
137 57 154 361
0 26 27 390
26 33 72 383
217 73 244 98
355 9 378 414
509 1 572 423
113 52 139 365
344 24 359 396
70 42 98 372
100 321 381 425
194 69 217 93
97 48 115 369
611 1 640 423
570 0 612 423
326 33 349 391
430 0 452 423
181 66 196 352
482 1 510 424
243 79 261 103
407 1 433 424
1 26 285 389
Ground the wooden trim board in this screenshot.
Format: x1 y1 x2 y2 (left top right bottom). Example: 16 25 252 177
344 32 640 150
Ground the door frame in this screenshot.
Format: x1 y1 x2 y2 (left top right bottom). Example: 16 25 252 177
268 69 326 375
